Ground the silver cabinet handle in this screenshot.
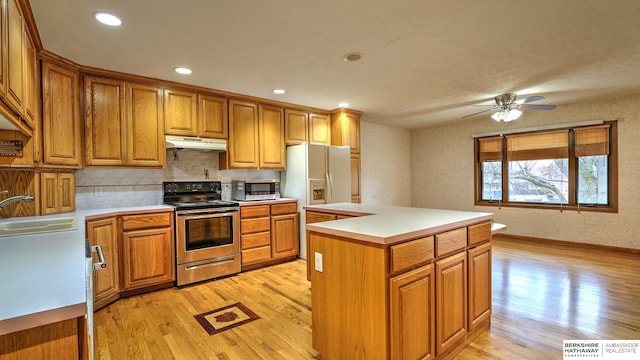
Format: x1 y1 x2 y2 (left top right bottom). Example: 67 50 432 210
91 245 107 270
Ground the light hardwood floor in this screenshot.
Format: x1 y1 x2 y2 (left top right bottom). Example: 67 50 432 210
94 237 640 359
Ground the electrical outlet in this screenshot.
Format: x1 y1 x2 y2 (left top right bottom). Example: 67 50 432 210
314 252 323 272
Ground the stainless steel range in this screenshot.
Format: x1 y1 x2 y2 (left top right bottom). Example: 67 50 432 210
163 181 240 286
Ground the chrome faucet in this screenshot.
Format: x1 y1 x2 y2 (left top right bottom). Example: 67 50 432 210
0 194 35 209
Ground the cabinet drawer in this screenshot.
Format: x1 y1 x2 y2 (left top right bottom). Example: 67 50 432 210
468 221 491 246
242 246 271 264
306 211 337 224
390 236 434 274
241 205 271 219
271 202 297 215
242 231 271 250
241 217 270 234
121 212 172 231
435 227 467 257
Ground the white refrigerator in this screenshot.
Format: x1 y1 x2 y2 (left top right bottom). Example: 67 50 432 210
280 143 351 259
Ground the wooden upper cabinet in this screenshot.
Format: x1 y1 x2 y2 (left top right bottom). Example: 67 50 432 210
198 94 228 139
84 76 126 166
308 112 331 145
258 104 285 170
41 61 82 167
6 0 24 115
330 108 361 153
284 108 308 145
126 83 165 167
23 27 38 130
223 99 259 169
40 172 75 215
85 77 164 168
0 0 6 98
164 89 197 136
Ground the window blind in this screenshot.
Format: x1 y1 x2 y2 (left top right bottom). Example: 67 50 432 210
506 130 569 161
478 137 502 162
574 125 610 157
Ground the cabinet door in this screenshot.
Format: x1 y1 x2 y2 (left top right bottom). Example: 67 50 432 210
58 172 75 213
0 0 6 97
435 251 467 357
468 242 492 331
390 264 435 360
258 104 285 170
284 108 308 145
350 153 361 203
164 89 197 136
86 217 120 310
23 27 38 130
121 227 174 290
331 109 360 153
198 94 228 139
126 83 165 167
6 0 24 115
308 112 330 145
271 213 298 259
39 172 58 215
42 61 81 166
227 99 259 169
84 76 126 166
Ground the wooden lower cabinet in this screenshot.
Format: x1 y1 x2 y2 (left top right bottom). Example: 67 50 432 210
0 317 86 360
240 200 298 269
390 264 435 360
121 224 174 291
435 251 468 357
86 216 120 310
468 242 492 332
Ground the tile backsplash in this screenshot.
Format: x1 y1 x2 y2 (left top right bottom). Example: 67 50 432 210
75 150 280 210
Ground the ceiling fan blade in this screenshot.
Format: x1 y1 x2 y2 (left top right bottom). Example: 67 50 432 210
521 95 545 104
520 104 556 110
461 108 493 118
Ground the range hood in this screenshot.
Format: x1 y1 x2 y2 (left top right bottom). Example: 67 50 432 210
165 135 227 151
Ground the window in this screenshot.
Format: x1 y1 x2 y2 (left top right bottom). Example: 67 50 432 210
475 121 617 212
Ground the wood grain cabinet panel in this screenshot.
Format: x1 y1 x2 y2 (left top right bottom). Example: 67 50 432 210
39 172 75 215
390 236 434 274
308 112 331 145
84 76 126 166
126 83 166 167
86 217 120 310
435 251 467 357
284 108 308 145
390 264 435 360
198 94 228 139
468 221 492 246
436 227 467 257
258 104 285 170
23 27 38 130
42 61 81 167
121 226 174 290
225 99 259 169
330 108 361 154
6 0 24 116
350 153 361 203
0 0 6 98
468 242 492 331
271 213 298 259
164 89 197 136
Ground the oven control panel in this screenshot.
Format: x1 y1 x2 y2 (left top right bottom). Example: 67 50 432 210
163 181 222 195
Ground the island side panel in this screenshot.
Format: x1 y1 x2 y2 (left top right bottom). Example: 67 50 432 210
309 231 389 360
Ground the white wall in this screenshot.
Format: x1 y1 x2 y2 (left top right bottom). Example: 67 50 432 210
360 121 412 206
410 93 640 249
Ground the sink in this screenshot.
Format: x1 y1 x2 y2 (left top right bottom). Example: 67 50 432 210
0 216 78 236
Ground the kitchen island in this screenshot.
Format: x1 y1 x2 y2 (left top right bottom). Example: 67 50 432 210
305 203 496 360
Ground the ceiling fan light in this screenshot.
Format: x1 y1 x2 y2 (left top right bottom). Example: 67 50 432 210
491 109 522 122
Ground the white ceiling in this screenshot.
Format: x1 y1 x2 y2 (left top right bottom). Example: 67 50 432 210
29 0 640 129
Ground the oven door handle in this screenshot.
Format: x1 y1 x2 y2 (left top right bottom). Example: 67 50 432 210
178 211 238 219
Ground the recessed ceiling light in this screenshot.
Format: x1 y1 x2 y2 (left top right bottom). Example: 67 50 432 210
174 67 192 75
338 102 349 108
94 12 122 27
343 52 363 62
273 89 286 94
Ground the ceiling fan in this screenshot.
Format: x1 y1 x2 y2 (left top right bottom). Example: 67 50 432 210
462 93 556 122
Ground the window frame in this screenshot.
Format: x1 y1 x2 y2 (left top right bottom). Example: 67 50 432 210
474 120 618 213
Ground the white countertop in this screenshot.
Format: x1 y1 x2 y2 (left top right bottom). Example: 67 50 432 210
305 203 494 245
0 205 174 335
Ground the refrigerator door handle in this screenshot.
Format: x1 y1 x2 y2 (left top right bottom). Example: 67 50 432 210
327 173 333 203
